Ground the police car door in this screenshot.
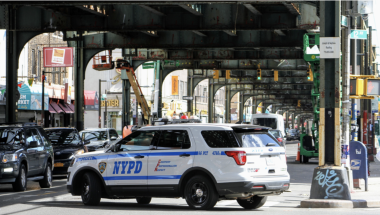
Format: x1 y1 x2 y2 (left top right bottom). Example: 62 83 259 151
148 129 195 196
105 129 159 196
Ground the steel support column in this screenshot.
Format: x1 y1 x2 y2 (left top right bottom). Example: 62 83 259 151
239 93 244 122
5 14 17 123
309 0 351 200
74 37 84 131
208 79 214 123
225 85 231 123
187 76 193 115
122 79 131 126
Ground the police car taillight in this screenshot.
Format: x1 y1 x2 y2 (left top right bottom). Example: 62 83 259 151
225 151 246 165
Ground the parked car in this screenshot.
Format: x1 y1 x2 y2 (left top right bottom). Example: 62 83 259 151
67 124 289 209
0 122 54 191
79 128 121 151
45 127 88 175
269 129 286 148
286 129 300 141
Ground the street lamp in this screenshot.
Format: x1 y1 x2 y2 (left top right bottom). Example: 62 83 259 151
99 79 114 128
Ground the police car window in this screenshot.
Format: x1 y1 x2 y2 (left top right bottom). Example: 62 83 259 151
156 130 190 149
109 129 119 139
118 130 158 151
235 132 280 147
201 131 240 148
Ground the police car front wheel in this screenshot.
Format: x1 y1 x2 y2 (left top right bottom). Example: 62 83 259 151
184 175 218 210
81 172 102 206
237 196 267 209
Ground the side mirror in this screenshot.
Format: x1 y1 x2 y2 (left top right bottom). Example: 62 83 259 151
29 141 38 148
84 140 91 145
110 136 117 141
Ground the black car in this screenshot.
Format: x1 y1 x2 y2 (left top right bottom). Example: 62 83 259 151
0 122 54 191
45 128 88 175
287 129 300 141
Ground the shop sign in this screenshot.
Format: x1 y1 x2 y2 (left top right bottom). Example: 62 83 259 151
101 99 119 107
17 84 48 110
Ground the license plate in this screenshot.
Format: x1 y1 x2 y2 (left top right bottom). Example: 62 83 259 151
266 158 275 166
54 163 64 167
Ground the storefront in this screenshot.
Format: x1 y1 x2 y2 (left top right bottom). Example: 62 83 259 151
0 83 75 126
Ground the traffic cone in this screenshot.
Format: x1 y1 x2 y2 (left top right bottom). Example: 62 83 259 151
295 143 300 162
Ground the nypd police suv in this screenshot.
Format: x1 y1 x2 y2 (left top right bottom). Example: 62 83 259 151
67 124 289 210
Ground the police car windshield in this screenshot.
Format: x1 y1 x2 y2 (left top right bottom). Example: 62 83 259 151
82 131 108 141
234 132 280 147
46 129 82 145
0 128 24 145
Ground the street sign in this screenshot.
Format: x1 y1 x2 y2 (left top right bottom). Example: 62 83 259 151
341 16 348 27
319 37 340 59
182 96 193 100
142 62 155 69
350 30 367 40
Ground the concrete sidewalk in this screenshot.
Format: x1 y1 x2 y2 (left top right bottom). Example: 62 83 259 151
284 141 380 209
299 155 380 208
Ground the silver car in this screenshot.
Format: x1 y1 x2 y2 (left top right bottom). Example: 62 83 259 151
79 128 121 151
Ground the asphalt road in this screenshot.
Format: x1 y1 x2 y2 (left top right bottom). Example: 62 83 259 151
1 140 379 215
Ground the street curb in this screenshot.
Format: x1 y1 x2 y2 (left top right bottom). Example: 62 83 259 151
300 199 380 208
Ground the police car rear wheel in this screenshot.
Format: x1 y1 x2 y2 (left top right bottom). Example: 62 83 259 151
81 172 101 206
184 175 218 210
237 196 267 209
136 197 152 204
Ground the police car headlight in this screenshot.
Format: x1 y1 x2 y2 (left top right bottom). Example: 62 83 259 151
69 149 84 159
2 154 18 163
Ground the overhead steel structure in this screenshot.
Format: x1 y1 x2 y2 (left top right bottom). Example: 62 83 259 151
1 1 319 130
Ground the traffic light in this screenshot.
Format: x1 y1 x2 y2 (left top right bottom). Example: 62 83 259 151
257 64 261 81
226 70 231 79
274 70 278 81
297 100 301 107
307 65 313 81
213 70 219 79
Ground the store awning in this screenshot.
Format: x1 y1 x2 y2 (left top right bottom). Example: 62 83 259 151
49 104 57 113
68 103 75 112
50 102 65 113
58 103 74 113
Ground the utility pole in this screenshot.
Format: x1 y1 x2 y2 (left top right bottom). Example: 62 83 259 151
342 0 351 168
309 0 351 200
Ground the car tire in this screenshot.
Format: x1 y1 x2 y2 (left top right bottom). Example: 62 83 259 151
237 196 267 209
136 197 152 204
81 172 102 206
184 175 218 210
39 162 53 188
12 164 27 192
301 155 309 163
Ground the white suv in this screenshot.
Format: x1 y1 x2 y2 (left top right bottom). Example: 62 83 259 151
67 124 289 210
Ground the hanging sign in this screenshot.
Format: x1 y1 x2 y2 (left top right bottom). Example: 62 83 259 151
319 37 340 59
172 76 178 95
43 47 74 67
